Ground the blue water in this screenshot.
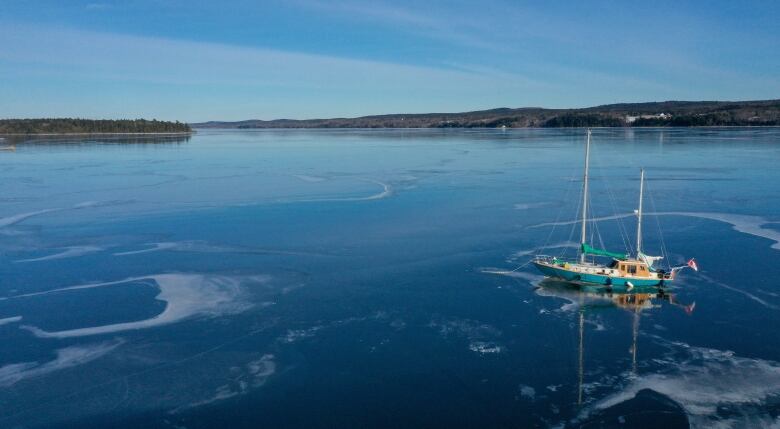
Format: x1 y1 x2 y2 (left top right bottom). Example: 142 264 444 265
1 128 780 428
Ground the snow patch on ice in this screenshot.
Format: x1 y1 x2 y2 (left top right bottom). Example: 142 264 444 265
0 340 121 387
16 274 259 338
0 316 22 326
15 246 103 262
582 340 780 428
518 384 536 400
172 354 276 412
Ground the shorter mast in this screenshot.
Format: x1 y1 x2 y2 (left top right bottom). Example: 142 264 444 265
578 308 584 405
631 307 639 374
636 169 644 257
579 129 591 264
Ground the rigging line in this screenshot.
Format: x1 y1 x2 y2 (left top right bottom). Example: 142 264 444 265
506 258 535 273
562 203 580 259
561 176 584 259
607 129 637 249
646 180 672 270
587 190 598 259
596 218 607 253
589 184 608 254
608 174 634 255
584 136 608 254
538 166 580 258
535 166 581 260
587 171 606 256
589 138 633 255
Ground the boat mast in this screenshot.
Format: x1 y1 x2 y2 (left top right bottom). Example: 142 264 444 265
636 169 644 257
579 129 591 264
631 306 639 374
578 307 584 405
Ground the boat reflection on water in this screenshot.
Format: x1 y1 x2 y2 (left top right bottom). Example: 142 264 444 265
534 279 695 406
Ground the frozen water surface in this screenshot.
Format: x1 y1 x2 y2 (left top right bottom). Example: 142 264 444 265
1 128 780 428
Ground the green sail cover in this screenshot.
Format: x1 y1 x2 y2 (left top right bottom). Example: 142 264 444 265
581 243 627 259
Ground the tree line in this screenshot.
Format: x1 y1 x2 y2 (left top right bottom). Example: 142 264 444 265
0 118 192 134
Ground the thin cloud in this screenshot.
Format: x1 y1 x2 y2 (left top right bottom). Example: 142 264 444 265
0 22 552 119
85 3 110 10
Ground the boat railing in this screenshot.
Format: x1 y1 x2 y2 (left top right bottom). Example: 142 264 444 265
533 254 579 265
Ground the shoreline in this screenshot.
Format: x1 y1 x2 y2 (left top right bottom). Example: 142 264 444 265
192 125 780 130
0 132 194 136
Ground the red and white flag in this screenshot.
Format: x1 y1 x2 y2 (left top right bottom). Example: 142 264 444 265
687 258 699 272
685 302 696 315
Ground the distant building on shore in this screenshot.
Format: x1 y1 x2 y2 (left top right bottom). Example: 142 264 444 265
625 113 671 124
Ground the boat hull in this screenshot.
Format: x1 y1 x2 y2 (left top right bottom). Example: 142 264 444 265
532 261 669 290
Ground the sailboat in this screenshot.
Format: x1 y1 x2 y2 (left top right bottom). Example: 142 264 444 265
532 129 696 291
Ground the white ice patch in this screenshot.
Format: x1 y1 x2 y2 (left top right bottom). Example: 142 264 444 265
430 317 504 355
514 202 553 210
586 319 607 331
469 341 504 354
247 354 276 382
15 246 103 262
0 316 22 326
532 285 580 312
291 174 326 183
518 384 536 400
510 249 536 258
360 180 393 200
17 274 257 338
276 313 386 346
0 200 131 230
584 341 780 428
699 273 780 311
290 179 392 202
113 242 179 255
0 340 121 387
114 240 318 257
480 267 544 284
0 208 62 228
173 354 276 412
655 211 780 251
71 200 130 209
281 326 323 343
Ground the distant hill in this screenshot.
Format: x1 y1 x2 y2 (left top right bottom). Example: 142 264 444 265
0 118 192 134
193 100 780 129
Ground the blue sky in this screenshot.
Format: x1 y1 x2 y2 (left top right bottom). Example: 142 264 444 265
1 0 778 121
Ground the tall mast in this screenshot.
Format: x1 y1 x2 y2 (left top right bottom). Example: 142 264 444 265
579 129 591 264
636 169 644 257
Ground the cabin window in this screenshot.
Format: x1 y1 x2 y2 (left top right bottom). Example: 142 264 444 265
627 265 637 274
639 266 646 272
619 264 625 271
